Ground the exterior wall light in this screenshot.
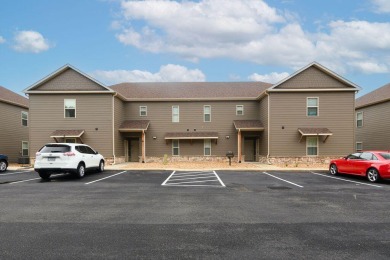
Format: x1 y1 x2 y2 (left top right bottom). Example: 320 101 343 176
153 136 157 140
226 135 230 139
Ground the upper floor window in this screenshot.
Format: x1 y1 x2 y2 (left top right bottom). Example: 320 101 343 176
356 112 363 127
236 105 244 115
306 136 318 156
204 105 211 122
140 106 147 116
172 105 179 122
307 97 318 116
21 111 28 126
64 99 76 118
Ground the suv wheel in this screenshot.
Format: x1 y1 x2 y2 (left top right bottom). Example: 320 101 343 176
75 163 85 179
0 160 7 172
38 171 51 180
98 160 104 172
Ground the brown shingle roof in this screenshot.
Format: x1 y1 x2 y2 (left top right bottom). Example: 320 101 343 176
50 130 85 137
0 86 29 108
356 83 390 108
110 82 272 100
233 120 264 130
165 132 219 139
298 128 333 135
119 120 150 131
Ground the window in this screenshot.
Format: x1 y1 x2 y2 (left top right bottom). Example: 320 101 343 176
356 142 363 152
21 111 28 126
172 105 179 122
347 153 361 160
204 139 211 156
356 112 363 127
360 152 377 161
65 138 76 143
22 141 29 157
204 105 211 122
307 98 318 116
140 106 147 116
306 137 318 156
64 99 76 118
236 105 244 115
172 140 179 156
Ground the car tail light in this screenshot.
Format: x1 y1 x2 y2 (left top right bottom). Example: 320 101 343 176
64 152 76 156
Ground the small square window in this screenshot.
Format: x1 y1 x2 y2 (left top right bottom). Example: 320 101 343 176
307 98 318 117
140 106 147 116
64 99 76 118
236 105 244 115
356 142 363 151
21 111 28 126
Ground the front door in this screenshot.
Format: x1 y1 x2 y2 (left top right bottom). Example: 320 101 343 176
244 138 256 162
127 138 140 162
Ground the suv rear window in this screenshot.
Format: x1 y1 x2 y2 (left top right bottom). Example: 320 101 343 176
39 145 71 153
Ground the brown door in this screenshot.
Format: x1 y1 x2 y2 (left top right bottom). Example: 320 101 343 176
244 138 256 162
128 138 140 162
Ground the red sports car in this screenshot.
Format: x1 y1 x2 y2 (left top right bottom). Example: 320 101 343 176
329 151 390 182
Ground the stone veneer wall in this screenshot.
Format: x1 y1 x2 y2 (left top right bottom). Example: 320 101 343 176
259 156 337 166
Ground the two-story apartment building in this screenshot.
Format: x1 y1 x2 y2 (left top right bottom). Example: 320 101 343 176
0 86 29 163
24 62 360 164
355 83 390 151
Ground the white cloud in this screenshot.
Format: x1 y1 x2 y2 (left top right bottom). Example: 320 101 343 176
371 0 390 13
248 72 289 83
0 36 5 44
92 64 206 85
13 30 52 53
114 0 390 74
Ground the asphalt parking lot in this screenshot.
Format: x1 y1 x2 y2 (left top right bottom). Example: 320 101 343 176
1 169 389 259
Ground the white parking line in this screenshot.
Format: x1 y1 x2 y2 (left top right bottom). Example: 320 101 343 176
1 170 32 176
162 170 225 187
170 173 215 179
262 172 303 188
85 171 127 185
161 171 176 185
165 179 219 185
311 172 382 188
9 177 42 184
214 170 226 187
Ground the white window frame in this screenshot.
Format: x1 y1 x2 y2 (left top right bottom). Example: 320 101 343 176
21 111 28 127
140 106 147 117
204 105 211 122
356 112 363 128
172 140 180 156
306 136 318 156
22 141 29 157
64 99 76 118
172 105 179 123
236 105 244 115
356 142 363 152
307 97 319 117
204 139 212 156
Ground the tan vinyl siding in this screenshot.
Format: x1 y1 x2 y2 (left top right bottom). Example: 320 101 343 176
258 96 268 156
123 101 260 157
275 67 353 89
355 101 390 150
114 97 125 157
33 68 107 91
269 92 355 156
0 102 29 162
29 94 113 158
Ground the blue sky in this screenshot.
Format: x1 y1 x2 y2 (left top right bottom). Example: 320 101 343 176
1 0 390 97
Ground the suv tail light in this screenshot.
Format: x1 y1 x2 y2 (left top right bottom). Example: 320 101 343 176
64 152 76 156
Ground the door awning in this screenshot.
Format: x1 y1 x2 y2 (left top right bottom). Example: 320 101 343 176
165 132 219 140
234 120 264 131
298 128 333 143
50 129 85 138
119 120 150 132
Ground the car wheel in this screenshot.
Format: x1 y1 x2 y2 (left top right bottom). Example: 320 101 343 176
367 168 380 183
98 160 104 172
38 171 51 180
329 164 338 175
75 163 85 178
0 160 7 172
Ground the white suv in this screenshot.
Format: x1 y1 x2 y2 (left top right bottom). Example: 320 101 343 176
34 143 105 180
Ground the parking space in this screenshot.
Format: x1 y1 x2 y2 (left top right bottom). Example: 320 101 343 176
162 170 225 187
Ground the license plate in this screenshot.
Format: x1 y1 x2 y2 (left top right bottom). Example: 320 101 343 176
47 157 56 161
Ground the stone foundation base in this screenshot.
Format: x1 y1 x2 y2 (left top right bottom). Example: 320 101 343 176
146 156 230 163
259 156 335 166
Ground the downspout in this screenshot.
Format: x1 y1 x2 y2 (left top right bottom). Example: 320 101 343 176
112 93 117 165
265 91 272 165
